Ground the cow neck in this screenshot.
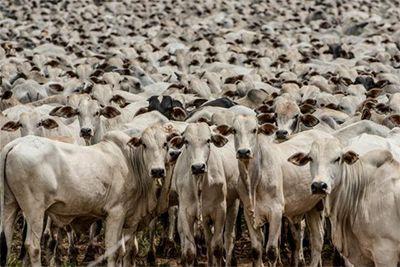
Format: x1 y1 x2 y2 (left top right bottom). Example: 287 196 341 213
326 160 368 258
129 146 154 202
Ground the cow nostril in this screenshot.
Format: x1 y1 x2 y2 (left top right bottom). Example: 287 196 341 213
237 148 251 159
191 164 206 174
151 168 165 178
276 130 288 137
311 181 328 194
80 128 92 137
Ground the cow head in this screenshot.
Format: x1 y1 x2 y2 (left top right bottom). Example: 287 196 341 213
215 115 277 161
1 111 59 137
50 97 120 143
288 138 359 195
272 97 319 141
127 125 178 180
170 123 228 176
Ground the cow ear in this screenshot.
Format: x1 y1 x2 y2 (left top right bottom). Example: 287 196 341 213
300 104 316 114
48 83 64 93
171 107 187 121
1 121 21 131
169 136 185 149
388 114 400 126
214 124 233 136
1 90 13 100
325 103 338 110
301 114 319 127
255 104 273 114
166 132 180 142
110 94 127 108
257 113 276 124
303 98 317 106
49 106 79 118
39 118 59 129
258 123 278 135
100 106 121 119
342 151 359 165
375 103 391 114
366 88 383 98
134 107 149 116
211 134 228 147
127 137 142 148
197 117 212 125
361 108 371 120
288 152 311 166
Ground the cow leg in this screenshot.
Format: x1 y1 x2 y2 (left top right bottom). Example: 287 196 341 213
305 208 324 267
166 206 178 256
224 199 239 266
147 218 157 265
83 220 102 263
105 207 125 267
42 216 52 249
48 224 62 267
0 192 19 266
211 209 225 267
66 226 78 265
202 217 213 266
177 208 196 266
265 208 283 267
288 220 305 267
243 209 264 267
123 232 138 267
24 211 45 267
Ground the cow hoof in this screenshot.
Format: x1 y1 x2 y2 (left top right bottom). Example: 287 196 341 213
266 246 278 262
231 253 238 267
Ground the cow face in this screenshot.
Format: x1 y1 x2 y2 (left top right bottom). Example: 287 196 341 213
1 111 59 137
170 123 228 176
215 115 277 161
50 98 120 142
288 138 359 195
128 125 176 180
274 97 319 141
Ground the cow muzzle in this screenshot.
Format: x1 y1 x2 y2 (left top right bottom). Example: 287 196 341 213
151 168 166 178
191 163 206 175
80 128 93 140
275 130 289 141
236 148 252 159
168 150 181 163
311 181 328 195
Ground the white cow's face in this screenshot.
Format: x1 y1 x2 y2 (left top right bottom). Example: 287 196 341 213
170 123 228 176
215 115 277 161
50 98 120 142
128 126 173 179
288 138 359 195
1 111 59 137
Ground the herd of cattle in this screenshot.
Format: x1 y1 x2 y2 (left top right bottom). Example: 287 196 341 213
1 0 400 266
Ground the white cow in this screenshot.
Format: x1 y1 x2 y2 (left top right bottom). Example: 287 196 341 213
288 138 400 266
171 123 239 266
216 115 332 267
0 125 175 267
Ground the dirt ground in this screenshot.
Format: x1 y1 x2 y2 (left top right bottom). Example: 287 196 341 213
8 215 337 266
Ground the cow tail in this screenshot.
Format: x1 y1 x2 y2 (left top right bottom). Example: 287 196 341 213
0 144 16 266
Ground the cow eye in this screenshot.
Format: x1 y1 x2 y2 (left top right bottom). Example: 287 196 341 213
163 142 167 148
232 129 237 134
206 139 211 143
252 128 257 133
142 143 147 149
333 157 340 163
94 111 100 116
